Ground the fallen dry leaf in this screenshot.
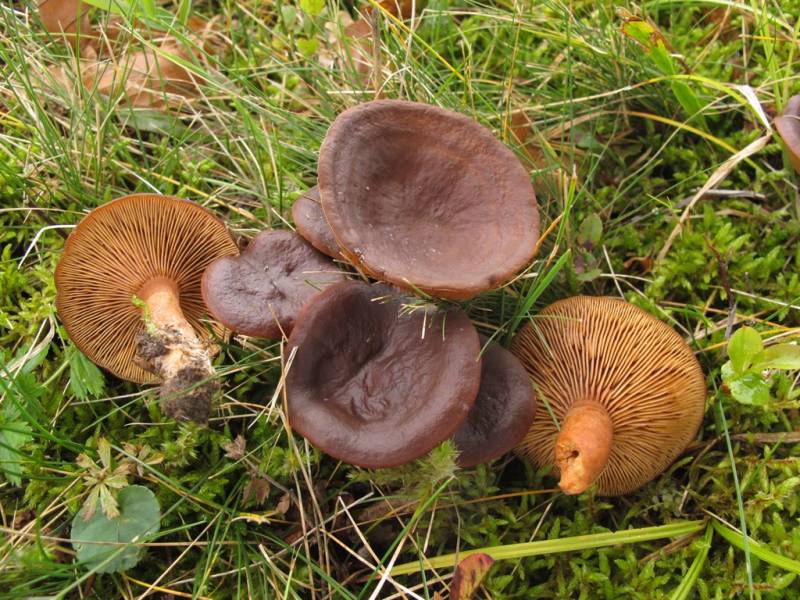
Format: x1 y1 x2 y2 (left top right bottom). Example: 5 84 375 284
40 9 223 110
38 0 90 46
242 477 270 506
450 553 494 600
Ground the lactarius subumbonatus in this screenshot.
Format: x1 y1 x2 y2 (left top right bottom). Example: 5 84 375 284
774 94 800 174
317 99 539 299
511 296 706 496
286 280 482 468
55 194 239 423
202 230 346 339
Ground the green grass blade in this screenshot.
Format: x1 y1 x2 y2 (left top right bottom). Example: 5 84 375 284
713 520 800 575
390 520 706 576
670 524 713 600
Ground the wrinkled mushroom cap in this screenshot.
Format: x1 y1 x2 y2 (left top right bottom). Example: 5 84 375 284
201 230 346 339
55 194 239 384
318 99 539 299
286 280 481 468
511 296 706 496
453 340 537 467
774 94 800 174
291 187 340 259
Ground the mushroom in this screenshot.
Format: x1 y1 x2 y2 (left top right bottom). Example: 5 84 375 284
510 296 706 496
55 194 239 423
452 339 537 468
291 187 340 259
317 99 539 299
201 230 346 339
774 94 800 173
286 280 481 468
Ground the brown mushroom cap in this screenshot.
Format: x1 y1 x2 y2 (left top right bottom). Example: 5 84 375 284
286 280 481 468
317 100 539 299
201 230 346 339
453 340 537 468
291 187 340 259
774 94 800 174
55 194 239 384
510 296 706 496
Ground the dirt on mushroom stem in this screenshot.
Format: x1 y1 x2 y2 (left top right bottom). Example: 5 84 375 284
133 277 218 423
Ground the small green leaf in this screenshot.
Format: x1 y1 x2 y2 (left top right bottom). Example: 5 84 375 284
299 0 325 17
727 327 763 374
752 344 800 371
577 214 602 249
71 485 161 574
297 37 319 57
728 373 771 406
68 346 106 400
98 438 112 470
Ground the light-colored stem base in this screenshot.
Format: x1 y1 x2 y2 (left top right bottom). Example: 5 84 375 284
135 278 217 424
554 400 613 495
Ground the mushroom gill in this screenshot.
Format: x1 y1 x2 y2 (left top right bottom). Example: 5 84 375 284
55 194 239 423
510 296 706 496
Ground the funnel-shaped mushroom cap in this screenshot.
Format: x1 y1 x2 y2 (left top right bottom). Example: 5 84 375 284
453 340 537 467
511 296 706 496
201 230 346 339
774 94 800 174
286 280 481 468
318 100 539 299
291 187 340 258
55 194 239 384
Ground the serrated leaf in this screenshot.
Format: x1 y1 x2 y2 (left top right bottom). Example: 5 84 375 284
0 420 32 485
71 485 161 574
727 327 763 374
752 345 800 371
299 0 325 17
80 486 101 521
99 484 120 519
97 438 112 470
68 346 106 400
729 373 771 406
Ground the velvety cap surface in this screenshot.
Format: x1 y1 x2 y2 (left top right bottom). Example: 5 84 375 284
774 94 800 174
286 280 481 468
202 230 346 339
453 340 537 467
291 186 340 259
318 99 539 299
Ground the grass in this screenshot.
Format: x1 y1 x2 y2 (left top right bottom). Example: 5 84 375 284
1 0 800 597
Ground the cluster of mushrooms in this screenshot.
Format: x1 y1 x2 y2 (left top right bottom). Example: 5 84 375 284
55 99 707 496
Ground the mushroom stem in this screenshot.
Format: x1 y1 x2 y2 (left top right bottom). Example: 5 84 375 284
554 400 613 495
136 277 218 424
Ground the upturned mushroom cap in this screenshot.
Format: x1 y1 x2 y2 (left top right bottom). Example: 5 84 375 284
510 296 706 496
286 280 481 468
774 94 800 174
317 100 539 299
201 230 346 339
291 187 340 259
453 340 537 467
55 194 239 384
